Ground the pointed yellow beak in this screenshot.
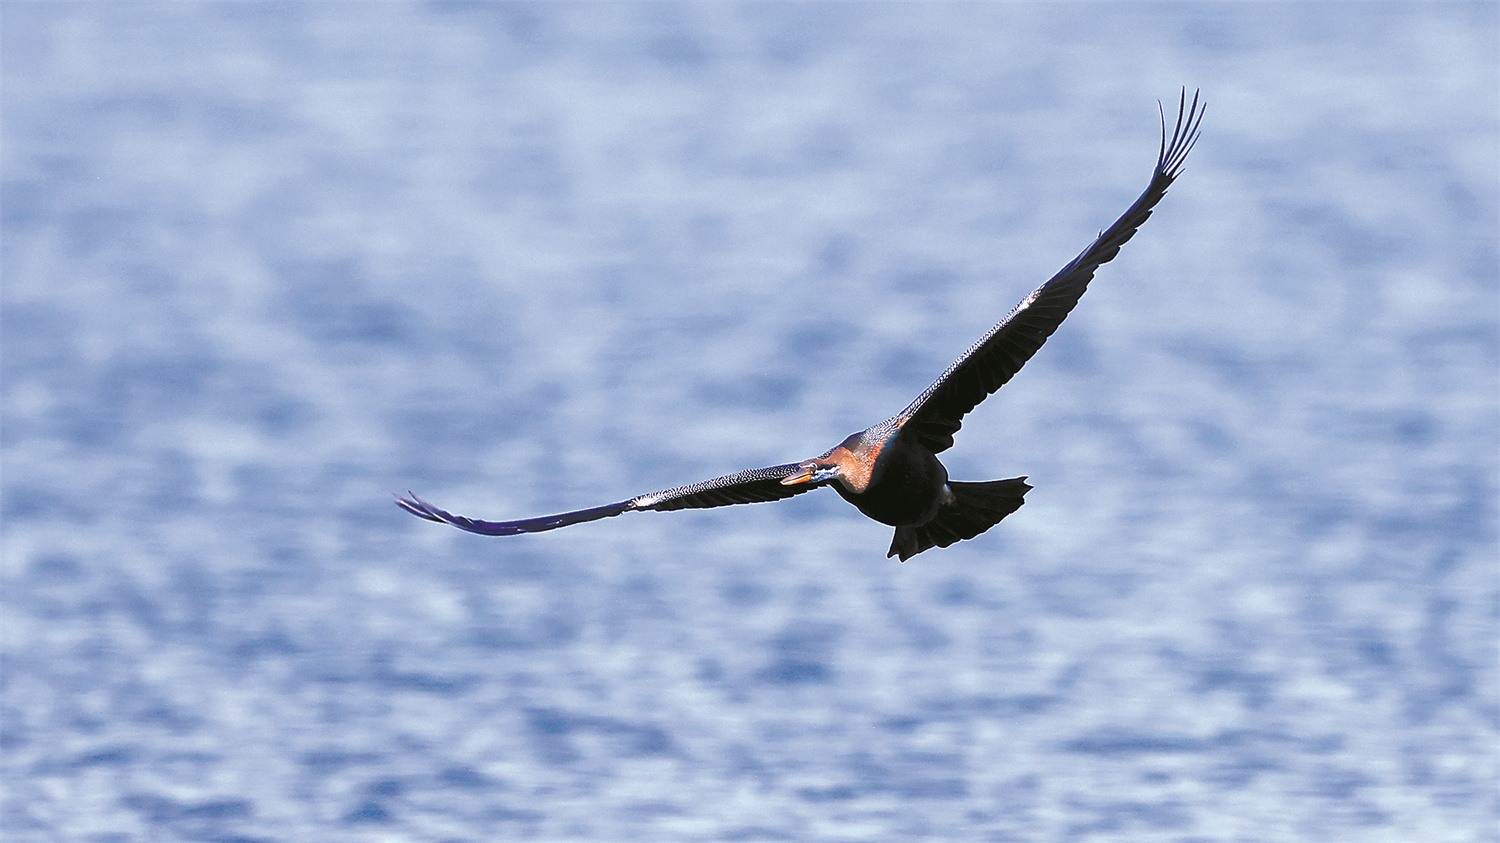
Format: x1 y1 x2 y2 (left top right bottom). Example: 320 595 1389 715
780 465 816 485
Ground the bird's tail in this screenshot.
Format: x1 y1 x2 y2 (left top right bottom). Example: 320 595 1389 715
887 477 1031 562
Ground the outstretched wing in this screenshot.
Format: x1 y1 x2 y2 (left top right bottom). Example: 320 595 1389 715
396 494 636 536
897 89 1204 453
395 461 825 536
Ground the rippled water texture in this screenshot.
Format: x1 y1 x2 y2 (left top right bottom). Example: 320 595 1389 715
4 3 1496 841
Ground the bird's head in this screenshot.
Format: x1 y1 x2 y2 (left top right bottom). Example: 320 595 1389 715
779 458 844 487
780 435 874 491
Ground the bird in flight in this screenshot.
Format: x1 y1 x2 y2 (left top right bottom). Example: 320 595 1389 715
398 90 1203 560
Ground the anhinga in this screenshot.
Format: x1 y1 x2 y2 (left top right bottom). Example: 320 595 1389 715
398 90 1203 560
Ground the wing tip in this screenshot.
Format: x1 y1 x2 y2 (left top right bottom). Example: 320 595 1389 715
1157 87 1206 179
394 491 445 523
394 491 637 536
394 491 514 534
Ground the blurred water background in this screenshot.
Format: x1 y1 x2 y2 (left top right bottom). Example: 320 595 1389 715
3 3 1496 841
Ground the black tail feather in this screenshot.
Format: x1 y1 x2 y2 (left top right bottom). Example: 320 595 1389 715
887 477 1031 561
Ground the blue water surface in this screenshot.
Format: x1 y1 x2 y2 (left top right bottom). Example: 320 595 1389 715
3 3 1496 841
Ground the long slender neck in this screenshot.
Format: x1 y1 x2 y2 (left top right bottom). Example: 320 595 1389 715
825 425 893 493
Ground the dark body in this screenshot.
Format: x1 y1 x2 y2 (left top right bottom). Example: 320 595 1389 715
397 91 1203 560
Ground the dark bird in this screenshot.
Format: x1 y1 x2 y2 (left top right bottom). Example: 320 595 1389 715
398 90 1204 560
